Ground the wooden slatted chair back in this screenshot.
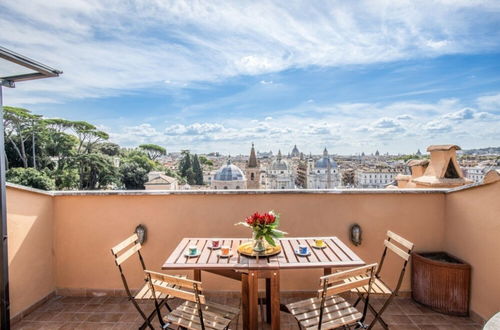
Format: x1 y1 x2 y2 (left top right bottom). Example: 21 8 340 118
318 263 377 298
376 230 415 295
383 231 414 261
316 263 377 329
111 233 144 267
110 234 148 302
145 270 206 305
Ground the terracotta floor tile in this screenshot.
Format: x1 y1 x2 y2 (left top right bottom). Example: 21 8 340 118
384 314 414 325
52 312 89 322
86 312 123 323
76 322 115 330
118 313 140 322
409 314 450 325
79 303 104 313
61 304 85 312
35 311 61 321
15 295 482 328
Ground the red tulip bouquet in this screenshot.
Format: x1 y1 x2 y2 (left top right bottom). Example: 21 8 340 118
236 211 286 252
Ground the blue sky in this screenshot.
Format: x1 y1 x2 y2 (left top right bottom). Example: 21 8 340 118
1 1 500 155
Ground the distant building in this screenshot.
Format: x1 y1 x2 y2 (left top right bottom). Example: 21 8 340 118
245 143 260 189
265 150 295 189
291 145 300 158
211 158 247 189
296 155 309 188
144 172 178 190
396 145 473 188
463 165 498 183
307 148 340 189
355 168 398 188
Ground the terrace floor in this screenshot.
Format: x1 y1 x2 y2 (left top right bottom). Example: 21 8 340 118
13 293 483 329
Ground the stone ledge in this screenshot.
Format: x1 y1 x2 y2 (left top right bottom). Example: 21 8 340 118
7 182 452 196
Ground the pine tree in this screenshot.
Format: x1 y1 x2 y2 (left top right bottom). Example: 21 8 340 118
192 154 204 185
179 150 191 178
179 150 198 185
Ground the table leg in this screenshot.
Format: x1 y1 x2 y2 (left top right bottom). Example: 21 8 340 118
265 278 271 323
193 269 201 281
241 273 249 330
324 267 332 276
248 271 258 330
270 271 280 330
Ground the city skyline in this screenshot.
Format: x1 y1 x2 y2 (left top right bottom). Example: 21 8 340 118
1 1 500 154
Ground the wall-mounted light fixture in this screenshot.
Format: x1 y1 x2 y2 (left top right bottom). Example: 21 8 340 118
135 224 147 244
350 224 362 246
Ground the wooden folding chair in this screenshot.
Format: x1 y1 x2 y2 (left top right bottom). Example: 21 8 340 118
285 263 378 329
350 231 415 330
146 270 240 330
111 233 183 330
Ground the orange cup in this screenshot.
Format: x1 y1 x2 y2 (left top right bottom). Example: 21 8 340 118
221 245 230 256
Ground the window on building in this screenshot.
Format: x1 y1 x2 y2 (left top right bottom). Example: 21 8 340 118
251 173 254 180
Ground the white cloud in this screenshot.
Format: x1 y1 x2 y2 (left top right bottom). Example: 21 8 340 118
477 93 500 111
396 114 414 120
105 91 500 154
423 120 452 134
164 123 224 135
443 108 475 121
374 118 400 129
2 1 500 103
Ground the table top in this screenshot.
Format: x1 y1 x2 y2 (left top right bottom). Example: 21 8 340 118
162 237 365 271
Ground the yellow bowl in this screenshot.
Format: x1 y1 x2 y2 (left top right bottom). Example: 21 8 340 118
237 241 282 257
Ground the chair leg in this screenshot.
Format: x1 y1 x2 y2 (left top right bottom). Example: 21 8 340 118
356 293 389 330
367 294 394 330
130 298 155 330
353 294 362 307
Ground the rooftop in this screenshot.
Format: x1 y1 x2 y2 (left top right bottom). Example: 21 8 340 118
6 178 500 328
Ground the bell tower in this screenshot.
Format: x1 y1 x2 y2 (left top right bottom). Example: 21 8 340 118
246 143 260 189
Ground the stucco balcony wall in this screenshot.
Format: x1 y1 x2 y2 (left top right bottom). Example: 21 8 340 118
6 181 500 322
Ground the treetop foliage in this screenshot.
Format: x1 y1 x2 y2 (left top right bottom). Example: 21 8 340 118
2 106 189 191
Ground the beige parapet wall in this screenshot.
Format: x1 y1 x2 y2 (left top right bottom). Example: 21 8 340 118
444 181 500 320
7 187 55 318
6 182 500 321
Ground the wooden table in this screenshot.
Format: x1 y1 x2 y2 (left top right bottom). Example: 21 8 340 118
162 237 365 330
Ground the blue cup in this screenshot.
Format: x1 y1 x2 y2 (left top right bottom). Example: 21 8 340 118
188 245 198 255
299 245 308 255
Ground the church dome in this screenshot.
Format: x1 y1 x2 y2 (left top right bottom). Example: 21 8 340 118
271 159 289 171
214 160 245 181
315 158 337 168
270 150 289 171
315 148 337 169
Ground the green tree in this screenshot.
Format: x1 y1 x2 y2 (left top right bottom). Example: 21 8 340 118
97 142 120 156
6 167 55 190
179 150 195 184
53 168 80 190
3 106 42 168
74 153 118 190
198 155 213 166
119 150 154 189
71 121 109 154
139 144 166 161
120 162 149 189
192 154 204 185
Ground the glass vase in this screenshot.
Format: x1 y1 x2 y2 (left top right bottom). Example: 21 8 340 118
252 232 266 253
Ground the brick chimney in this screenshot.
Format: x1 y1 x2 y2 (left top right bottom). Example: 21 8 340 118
396 145 473 188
